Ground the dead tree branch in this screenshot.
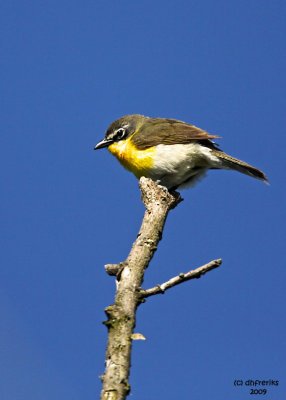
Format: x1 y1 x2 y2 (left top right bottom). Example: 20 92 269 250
100 177 222 400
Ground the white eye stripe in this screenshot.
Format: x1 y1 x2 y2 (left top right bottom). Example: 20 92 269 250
114 126 129 140
115 124 129 133
115 128 125 135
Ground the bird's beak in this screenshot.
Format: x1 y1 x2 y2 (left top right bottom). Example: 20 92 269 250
94 138 113 150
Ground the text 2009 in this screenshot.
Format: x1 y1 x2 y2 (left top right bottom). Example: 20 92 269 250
250 389 267 395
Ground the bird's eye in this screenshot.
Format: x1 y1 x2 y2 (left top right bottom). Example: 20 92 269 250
116 128 126 140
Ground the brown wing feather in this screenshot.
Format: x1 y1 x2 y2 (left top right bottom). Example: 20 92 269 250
131 118 220 150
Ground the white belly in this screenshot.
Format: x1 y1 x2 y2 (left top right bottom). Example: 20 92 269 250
150 143 222 189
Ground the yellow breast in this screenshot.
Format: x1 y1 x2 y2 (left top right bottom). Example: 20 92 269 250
108 135 155 179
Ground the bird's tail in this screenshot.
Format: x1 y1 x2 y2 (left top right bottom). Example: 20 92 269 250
211 150 268 183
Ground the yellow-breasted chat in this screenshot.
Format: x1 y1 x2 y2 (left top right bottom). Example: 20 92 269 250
94 114 268 190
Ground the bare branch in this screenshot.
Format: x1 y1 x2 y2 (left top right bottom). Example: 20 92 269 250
100 177 222 399
139 259 222 298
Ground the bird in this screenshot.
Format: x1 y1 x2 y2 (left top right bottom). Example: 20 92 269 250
94 114 268 190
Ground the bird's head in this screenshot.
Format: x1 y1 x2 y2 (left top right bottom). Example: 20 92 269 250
94 114 147 150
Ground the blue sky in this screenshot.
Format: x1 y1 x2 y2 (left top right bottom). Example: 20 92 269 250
1 1 285 399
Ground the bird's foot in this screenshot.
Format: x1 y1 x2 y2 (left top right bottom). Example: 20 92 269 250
155 180 169 192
